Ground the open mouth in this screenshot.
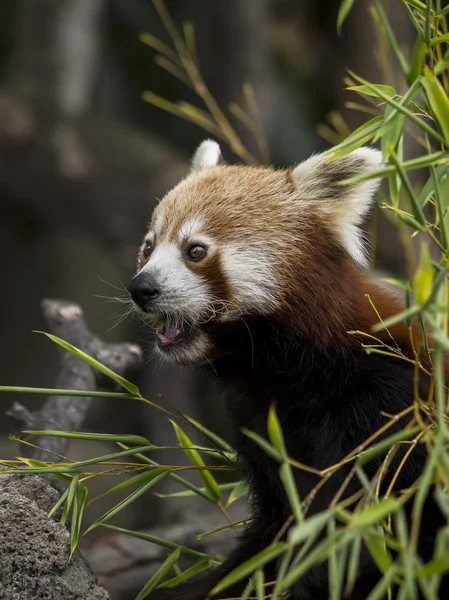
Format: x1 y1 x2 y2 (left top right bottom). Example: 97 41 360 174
153 315 194 347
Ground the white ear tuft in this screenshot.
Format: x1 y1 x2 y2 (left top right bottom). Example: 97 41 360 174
191 140 223 173
292 147 383 267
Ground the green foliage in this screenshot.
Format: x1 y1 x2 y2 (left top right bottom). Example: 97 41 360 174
2 1 449 598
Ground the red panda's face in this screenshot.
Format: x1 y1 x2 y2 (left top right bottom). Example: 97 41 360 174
128 140 382 365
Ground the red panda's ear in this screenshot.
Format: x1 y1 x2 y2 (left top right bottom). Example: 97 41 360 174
191 140 225 173
292 147 383 267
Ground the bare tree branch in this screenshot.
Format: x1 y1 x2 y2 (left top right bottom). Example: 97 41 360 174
7 299 142 463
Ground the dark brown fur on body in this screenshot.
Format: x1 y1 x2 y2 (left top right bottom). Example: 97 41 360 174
128 142 447 599
150 279 445 600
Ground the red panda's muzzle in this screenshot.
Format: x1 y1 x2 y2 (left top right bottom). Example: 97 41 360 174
155 316 193 346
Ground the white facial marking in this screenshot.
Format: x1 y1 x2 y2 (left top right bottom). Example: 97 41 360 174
220 242 279 318
154 214 164 238
140 242 211 320
177 216 205 243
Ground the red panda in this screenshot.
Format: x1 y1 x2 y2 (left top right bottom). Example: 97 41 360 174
128 141 447 599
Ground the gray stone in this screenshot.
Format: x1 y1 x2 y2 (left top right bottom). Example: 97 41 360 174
0 474 110 600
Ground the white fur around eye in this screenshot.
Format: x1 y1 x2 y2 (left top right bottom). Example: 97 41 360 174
154 214 164 237
177 216 205 242
140 242 211 319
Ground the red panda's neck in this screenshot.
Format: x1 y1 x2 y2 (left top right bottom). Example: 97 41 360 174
281 259 411 353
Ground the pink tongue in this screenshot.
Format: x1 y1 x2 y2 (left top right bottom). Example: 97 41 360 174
156 321 180 343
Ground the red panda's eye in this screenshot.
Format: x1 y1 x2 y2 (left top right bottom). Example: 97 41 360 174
186 244 207 261
142 242 153 258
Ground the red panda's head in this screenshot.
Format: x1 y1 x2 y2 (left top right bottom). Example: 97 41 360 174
128 140 383 365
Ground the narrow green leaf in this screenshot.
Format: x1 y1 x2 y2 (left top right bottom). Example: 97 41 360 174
279 462 303 523
372 0 410 78
210 543 287 596
101 524 210 559
396 210 427 232
337 0 355 34
85 470 169 533
357 427 420 465
388 147 426 226
345 533 362 596
0 386 131 399
48 485 70 519
88 468 165 505
156 481 237 499
267 406 287 456
36 332 140 395
70 483 88 558
226 480 248 508
135 547 181 600
363 530 393 573
365 565 399 600
414 243 434 305
371 305 421 332
61 473 80 525
24 431 151 446
347 84 396 98
408 37 427 83
328 116 383 158
159 558 212 588
1 445 155 475
422 67 449 143
348 70 447 146
242 428 282 462
16 458 72 484
349 498 400 529
172 422 221 502
185 416 235 453
250 569 263 600
379 106 404 160
289 511 334 545
280 531 352 592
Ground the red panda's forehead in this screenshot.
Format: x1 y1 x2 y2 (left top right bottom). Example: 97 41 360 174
152 166 296 243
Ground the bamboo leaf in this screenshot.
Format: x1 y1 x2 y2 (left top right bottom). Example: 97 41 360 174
70 483 88 557
61 473 80 525
414 244 434 305
349 498 400 529
172 422 221 502
23 431 151 446
185 416 235 453
267 406 287 456
337 0 356 34
347 84 396 98
289 511 334 545
279 462 303 523
422 68 449 143
36 332 140 395
159 558 212 588
210 543 287 596
85 470 169 533
0 386 131 399
242 428 282 463
226 480 248 508
135 547 181 600
101 524 210 559
363 530 393 573
88 468 166 505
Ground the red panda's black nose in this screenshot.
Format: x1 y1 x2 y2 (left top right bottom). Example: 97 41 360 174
128 273 160 309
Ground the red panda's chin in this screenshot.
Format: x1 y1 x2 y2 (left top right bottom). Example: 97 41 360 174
154 323 211 366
